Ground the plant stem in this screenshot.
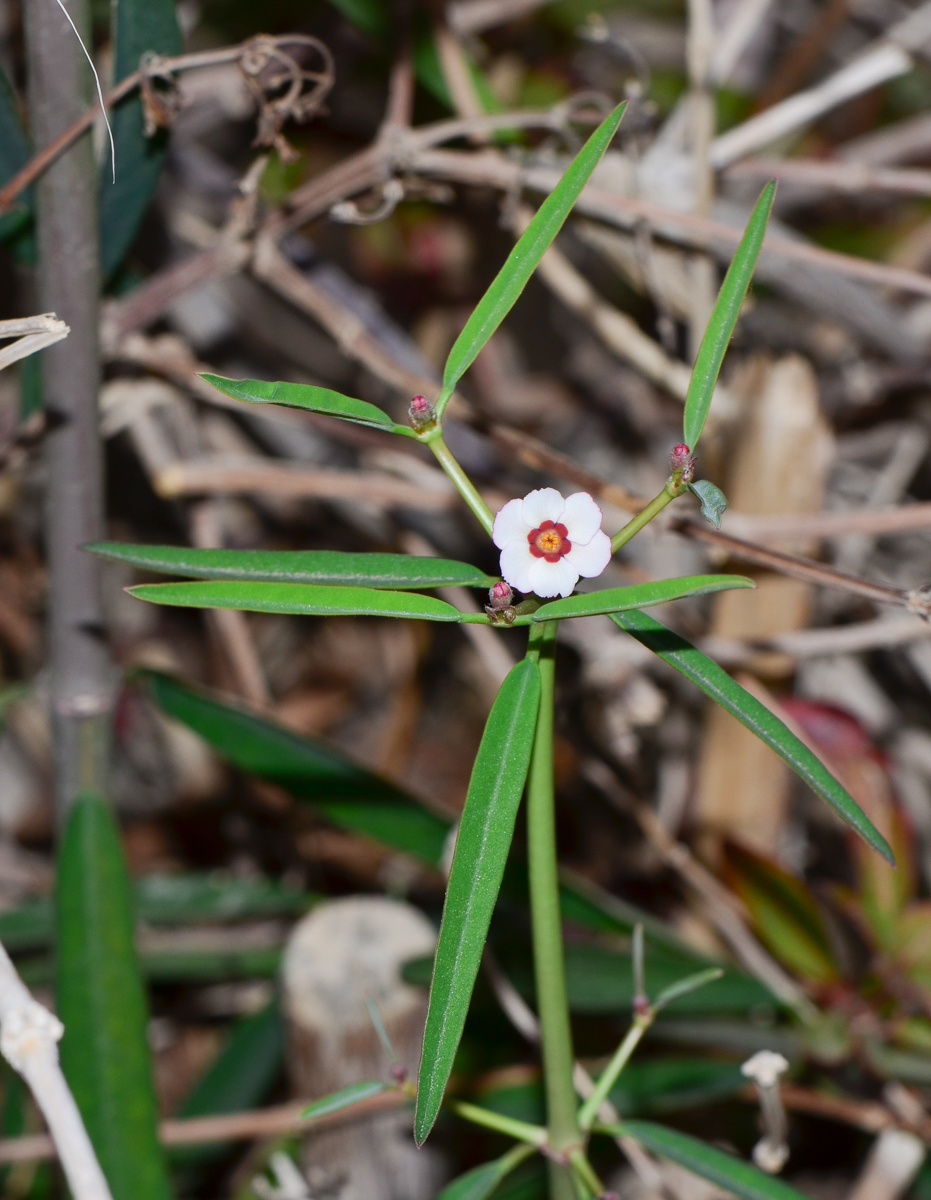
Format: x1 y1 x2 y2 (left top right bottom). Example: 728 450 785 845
526 622 581 1175
25 0 114 818
424 430 495 536
577 1014 651 1130
568 1148 604 1197
610 483 677 554
450 1101 547 1147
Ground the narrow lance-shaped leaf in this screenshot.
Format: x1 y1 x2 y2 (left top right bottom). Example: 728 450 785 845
199 374 415 436
87 541 497 590
682 181 775 453
415 657 542 1144
613 609 893 863
533 575 753 622
435 1144 536 1200
613 1121 812 1200
302 1081 389 1119
139 669 451 866
56 793 172 1200
99 0 182 277
128 580 465 622
437 101 626 414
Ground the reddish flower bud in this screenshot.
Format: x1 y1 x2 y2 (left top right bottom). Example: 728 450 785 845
389 1062 409 1084
670 442 694 482
488 580 514 610
409 394 436 431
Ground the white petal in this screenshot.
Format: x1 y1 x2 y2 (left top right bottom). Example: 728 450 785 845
528 555 579 598
493 498 530 549
565 530 612 579
561 492 604 544
520 487 565 530
499 540 536 594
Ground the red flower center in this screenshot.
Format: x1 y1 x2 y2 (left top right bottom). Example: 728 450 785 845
528 520 571 562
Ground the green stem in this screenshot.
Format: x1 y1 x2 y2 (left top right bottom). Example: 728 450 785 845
577 1014 651 1130
451 1101 547 1147
425 431 495 536
568 1148 604 1197
610 483 677 554
526 622 581 1161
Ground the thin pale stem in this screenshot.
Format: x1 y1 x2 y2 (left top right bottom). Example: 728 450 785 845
451 1101 547 1147
569 1148 604 1197
425 431 495 535
577 1014 651 1130
526 622 581 1165
610 483 677 554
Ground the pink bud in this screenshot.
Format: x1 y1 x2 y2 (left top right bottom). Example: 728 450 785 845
389 1063 408 1084
670 442 694 482
632 992 650 1018
409 394 436 431
488 580 514 610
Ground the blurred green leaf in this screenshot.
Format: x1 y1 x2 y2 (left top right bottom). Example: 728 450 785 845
437 102 626 414
613 609 894 863
88 541 498 590
436 1144 535 1200
199 375 413 435
688 480 728 529
0 64 32 245
128 580 465 621
562 944 772 1014
56 793 171 1200
0 873 312 953
302 1081 389 1118
614 1121 811 1200
653 968 725 1013
326 0 391 41
534 576 752 621
100 0 182 277
724 843 840 987
172 1001 284 1168
417 658 541 1145
682 182 775 452
140 670 452 866
480 1059 747 1124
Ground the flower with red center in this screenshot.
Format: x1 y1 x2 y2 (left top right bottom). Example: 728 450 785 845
492 488 612 598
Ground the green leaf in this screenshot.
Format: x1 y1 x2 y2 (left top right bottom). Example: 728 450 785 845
562 944 772 1014
0 872 313 953
302 1081 389 1119
688 480 728 529
140 670 452 865
533 576 752 621
436 1145 536 1200
56 793 171 1200
438 102 626 413
652 968 725 1013
0 64 32 246
172 1001 284 1168
724 843 840 986
127 580 465 621
416 658 542 1145
613 609 894 863
326 0 391 41
87 541 497 590
682 182 775 452
614 1121 812 1200
199 374 412 435
100 0 182 277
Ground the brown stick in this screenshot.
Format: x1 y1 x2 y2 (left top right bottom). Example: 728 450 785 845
0 1090 409 1165
0 45 248 216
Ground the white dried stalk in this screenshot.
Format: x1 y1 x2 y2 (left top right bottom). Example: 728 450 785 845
0 314 69 372
0 939 114 1200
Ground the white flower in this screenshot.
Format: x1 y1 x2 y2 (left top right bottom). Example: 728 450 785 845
741 1050 789 1088
492 488 612 599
